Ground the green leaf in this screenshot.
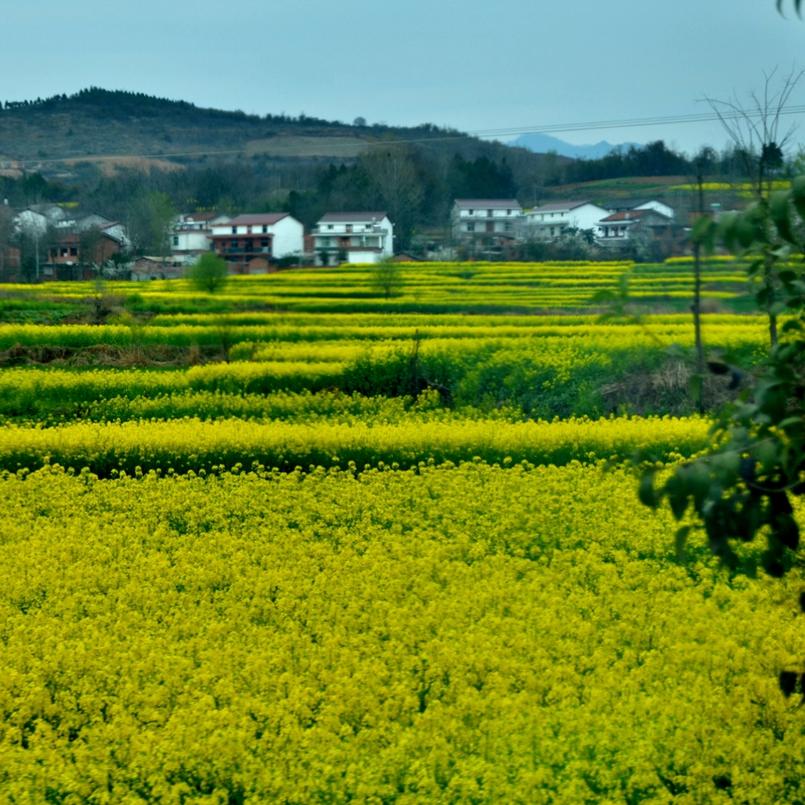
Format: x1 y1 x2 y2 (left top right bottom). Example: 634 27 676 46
665 474 690 521
638 471 658 508
779 670 798 698
769 191 795 243
674 525 691 559
792 175 805 219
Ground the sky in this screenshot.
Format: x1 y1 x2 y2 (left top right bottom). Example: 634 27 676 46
2 0 804 156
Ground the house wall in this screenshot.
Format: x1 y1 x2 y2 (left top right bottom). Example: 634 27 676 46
344 250 383 264
313 217 393 260
454 205 521 220
173 230 212 253
271 217 304 258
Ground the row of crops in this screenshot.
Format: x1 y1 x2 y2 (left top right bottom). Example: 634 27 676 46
0 260 801 802
0 256 768 317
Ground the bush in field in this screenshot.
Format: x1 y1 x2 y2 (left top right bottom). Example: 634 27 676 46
370 258 404 299
189 253 229 294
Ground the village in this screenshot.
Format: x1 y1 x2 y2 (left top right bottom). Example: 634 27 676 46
0 194 684 282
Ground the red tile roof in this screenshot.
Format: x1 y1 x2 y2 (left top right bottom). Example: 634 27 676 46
599 210 649 223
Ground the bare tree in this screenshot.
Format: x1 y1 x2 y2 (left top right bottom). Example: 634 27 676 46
704 68 803 345
704 67 803 197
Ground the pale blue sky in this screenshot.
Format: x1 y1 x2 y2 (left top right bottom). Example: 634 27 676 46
1 0 804 154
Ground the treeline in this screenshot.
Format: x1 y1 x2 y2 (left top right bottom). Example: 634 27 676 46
0 149 522 250
556 141 760 184
0 88 450 136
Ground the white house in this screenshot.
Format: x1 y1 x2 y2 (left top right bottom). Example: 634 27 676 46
523 200 611 240
171 212 222 256
210 213 304 269
312 212 394 265
451 199 523 240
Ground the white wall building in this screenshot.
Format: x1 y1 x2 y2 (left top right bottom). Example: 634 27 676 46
171 213 222 256
210 213 304 267
312 212 394 265
523 200 611 240
451 199 523 240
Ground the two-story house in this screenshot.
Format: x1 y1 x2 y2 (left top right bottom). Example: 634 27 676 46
210 213 304 271
451 199 523 241
522 200 611 240
312 212 394 265
171 212 226 258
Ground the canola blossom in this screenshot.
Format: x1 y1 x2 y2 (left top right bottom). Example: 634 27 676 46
0 464 801 803
1 259 801 803
0 415 708 474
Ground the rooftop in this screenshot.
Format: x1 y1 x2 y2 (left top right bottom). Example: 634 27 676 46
529 200 593 214
226 213 289 226
454 199 521 210
319 211 389 223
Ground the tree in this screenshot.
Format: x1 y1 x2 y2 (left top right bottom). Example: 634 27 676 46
704 68 802 198
128 191 175 258
370 257 404 299
705 68 803 347
189 252 229 293
641 179 804 581
360 145 425 250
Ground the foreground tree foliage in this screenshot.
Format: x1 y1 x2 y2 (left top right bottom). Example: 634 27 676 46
640 175 804 693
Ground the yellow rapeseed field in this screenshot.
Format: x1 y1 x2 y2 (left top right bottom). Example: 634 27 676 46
0 464 802 803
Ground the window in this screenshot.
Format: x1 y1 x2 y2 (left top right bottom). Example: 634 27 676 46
230 239 238 248
172 236 179 246
346 224 352 233
467 223 475 232
260 238 269 247
262 225 268 233
468 209 474 215
327 224 334 230
504 222 512 232
231 226 237 234
487 210 493 217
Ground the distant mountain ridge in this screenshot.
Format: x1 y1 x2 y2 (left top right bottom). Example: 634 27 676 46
0 88 559 181
510 132 641 160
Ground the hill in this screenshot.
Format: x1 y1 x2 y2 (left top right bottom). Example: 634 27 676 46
0 88 555 180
